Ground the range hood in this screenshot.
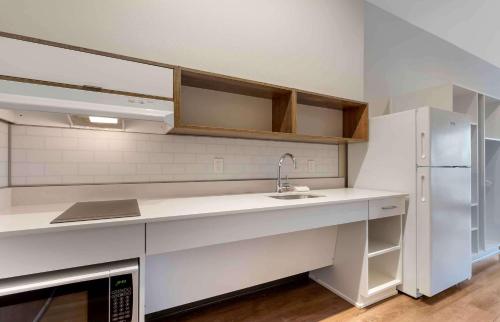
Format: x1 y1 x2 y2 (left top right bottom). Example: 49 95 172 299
0 79 174 132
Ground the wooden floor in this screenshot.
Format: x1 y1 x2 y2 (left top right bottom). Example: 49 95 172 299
157 257 500 322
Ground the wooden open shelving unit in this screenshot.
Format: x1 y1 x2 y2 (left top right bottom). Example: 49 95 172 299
171 67 368 144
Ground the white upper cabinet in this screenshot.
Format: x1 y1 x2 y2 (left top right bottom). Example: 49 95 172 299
0 36 173 99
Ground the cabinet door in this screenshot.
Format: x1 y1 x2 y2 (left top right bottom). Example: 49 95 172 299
0 36 173 98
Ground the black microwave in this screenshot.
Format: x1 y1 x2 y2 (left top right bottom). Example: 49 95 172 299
0 259 138 322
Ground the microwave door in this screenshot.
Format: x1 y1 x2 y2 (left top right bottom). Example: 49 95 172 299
0 277 109 322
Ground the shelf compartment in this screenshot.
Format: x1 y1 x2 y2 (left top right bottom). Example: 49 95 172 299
174 67 368 144
368 240 400 258
178 68 294 134
296 90 368 140
485 96 500 140
453 85 479 124
367 251 401 296
368 216 401 257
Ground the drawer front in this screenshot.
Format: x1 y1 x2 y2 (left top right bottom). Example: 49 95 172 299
0 36 173 98
369 197 405 220
0 224 145 279
146 201 368 255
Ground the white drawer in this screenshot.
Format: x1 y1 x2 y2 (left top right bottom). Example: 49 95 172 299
146 201 368 255
0 36 173 98
369 197 405 220
0 224 145 279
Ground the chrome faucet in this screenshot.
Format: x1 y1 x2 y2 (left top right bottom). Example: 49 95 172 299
276 153 296 193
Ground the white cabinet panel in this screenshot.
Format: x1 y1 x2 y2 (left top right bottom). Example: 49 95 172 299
0 224 145 279
0 37 173 98
146 227 336 313
146 202 367 255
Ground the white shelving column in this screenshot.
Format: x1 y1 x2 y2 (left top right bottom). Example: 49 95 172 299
452 86 480 258
481 95 500 260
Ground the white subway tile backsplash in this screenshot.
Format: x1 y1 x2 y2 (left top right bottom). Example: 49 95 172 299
0 147 8 162
122 152 149 163
26 126 62 137
46 137 77 150
12 163 44 177
26 176 62 185
174 153 196 163
26 150 62 163
137 163 162 175
45 163 78 176
62 176 94 184
12 136 45 149
206 144 226 154
78 163 109 176
94 151 123 163
11 149 26 162
162 164 185 175
149 153 174 163
10 125 340 186
78 138 108 151
109 163 137 176
108 139 136 152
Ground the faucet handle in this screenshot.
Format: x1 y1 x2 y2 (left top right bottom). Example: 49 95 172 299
282 176 293 191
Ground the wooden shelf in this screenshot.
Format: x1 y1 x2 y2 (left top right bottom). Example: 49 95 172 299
171 124 364 144
174 67 368 144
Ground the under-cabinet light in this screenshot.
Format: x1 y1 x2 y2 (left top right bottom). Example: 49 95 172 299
89 116 119 124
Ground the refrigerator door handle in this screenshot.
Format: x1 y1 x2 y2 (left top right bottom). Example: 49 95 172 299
420 174 426 202
420 132 426 160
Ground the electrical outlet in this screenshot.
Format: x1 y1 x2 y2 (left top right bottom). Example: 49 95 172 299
307 160 316 172
213 158 224 173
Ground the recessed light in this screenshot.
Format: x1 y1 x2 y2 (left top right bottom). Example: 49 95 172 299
88 116 119 124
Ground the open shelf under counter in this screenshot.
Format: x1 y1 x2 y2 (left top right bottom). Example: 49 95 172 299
368 240 400 258
367 270 401 296
367 251 401 296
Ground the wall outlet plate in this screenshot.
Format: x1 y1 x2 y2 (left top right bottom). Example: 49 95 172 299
307 160 316 172
213 158 224 173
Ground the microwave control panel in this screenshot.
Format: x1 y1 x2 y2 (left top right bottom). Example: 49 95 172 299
110 274 133 322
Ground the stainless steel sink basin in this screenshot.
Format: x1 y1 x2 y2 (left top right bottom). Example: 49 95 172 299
269 194 325 200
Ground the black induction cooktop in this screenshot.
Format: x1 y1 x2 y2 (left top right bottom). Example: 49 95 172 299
51 199 140 224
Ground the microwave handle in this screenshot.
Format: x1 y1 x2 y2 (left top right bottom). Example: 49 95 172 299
0 268 109 297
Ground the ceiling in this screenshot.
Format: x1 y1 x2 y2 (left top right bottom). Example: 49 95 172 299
366 0 500 69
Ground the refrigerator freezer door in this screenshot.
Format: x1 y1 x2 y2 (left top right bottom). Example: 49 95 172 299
416 107 471 167
417 167 471 297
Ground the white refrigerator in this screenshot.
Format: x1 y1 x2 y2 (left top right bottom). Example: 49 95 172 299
349 106 471 297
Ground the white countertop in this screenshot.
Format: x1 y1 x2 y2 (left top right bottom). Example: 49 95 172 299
0 188 406 237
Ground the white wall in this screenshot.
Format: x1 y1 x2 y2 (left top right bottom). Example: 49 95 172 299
366 0 500 69
365 3 500 116
0 0 364 101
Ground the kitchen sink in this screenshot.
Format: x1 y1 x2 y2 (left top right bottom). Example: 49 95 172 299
269 194 325 200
